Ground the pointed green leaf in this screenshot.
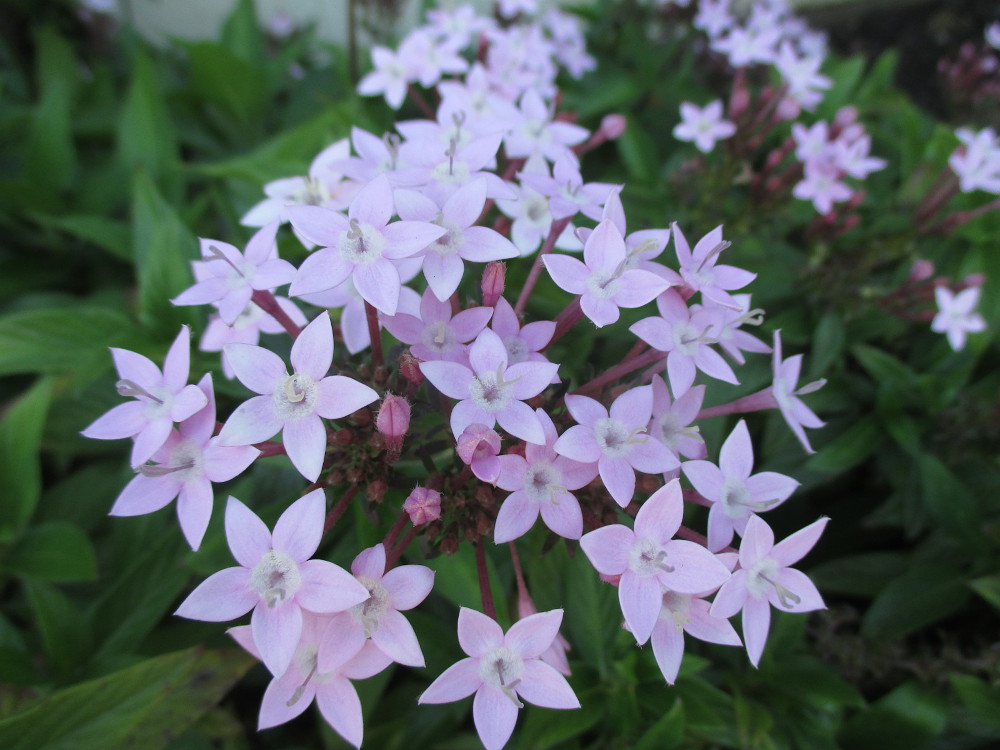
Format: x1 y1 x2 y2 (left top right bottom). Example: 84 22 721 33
5 522 97 583
117 50 177 185
0 379 53 538
23 27 77 194
635 698 685 750
221 0 266 66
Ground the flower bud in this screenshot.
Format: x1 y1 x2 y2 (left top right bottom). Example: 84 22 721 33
399 352 424 386
909 259 935 282
376 393 411 463
481 262 506 306
367 479 388 503
457 423 502 483
600 113 627 141
403 486 442 525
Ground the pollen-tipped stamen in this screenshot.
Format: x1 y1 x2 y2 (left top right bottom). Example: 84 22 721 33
116 379 163 404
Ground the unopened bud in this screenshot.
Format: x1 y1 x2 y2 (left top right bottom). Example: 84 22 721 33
376 393 410 463
475 484 495 508
399 352 424 386
346 467 365 483
834 106 858 128
440 530 459 555
600 113 627 140
403 486 442 525
457 423 502 483
350 408 371 427
961 272 986 289
909 259 935 282
463 521 478 543
367 479 388 503
481 262 506 306
332 428 354 446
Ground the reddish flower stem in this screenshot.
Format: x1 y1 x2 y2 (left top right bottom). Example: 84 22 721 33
386 526 418 569
382 512 409 552
546 297 584 349
251 290 302 338
571 348 664 397
676 524 736 555
509 541 527 599
323 486 358 534
252 439 286 458
696 388 776 420
407 85 436 119
514 217 572 315
475 540 496 619
364 301 384 370
928 195 1000 234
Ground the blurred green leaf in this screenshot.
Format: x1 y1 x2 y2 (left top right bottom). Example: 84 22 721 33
950 674 1000 736
617 121 659 183
0 307 137 377
919 454 978 537
862 563 969 640
807 415 880 472
131 172 197 336
23 27 77 195
30 213 132 263
0 647 253 750
514 691 601 749
24 579 92 678
187 42 269 126
0 378 52 539
838 682 946 750
968 574 1000 612
5 522 97 583
809 313 845 379
118 50 177 188
221 0 266 65
635 697 684 750
810 552 907 597
853 344 915 386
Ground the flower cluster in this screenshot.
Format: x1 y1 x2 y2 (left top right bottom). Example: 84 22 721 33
82 3 834 748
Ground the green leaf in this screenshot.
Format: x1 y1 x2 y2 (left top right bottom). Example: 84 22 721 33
809 313 845 379
23 27 77 194
5 522 97 583
810 552 907 598
807 415 881 472
919 455 978 536
838 682 946 750
131 172 197 336
969 574 1000 612
117 50 177 187
30 213 132 263
852 345 915 386
0 647 254 750
24 579 92 677
0 307 138 377
514 690 602 749
862 563 969 640
635 698 685 750
950 674 1000 735
187 42 269 125
221 0 266 66
617 121 659 184
0 379 53 539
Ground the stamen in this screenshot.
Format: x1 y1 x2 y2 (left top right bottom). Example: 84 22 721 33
740 307 766 326
116 379 163 404
501 679 524 709
205 245 246 277
136 462 194 477
286 661 318 707
695 241 732 272
796 378 827 395
446 138 458 176
382 132 401 169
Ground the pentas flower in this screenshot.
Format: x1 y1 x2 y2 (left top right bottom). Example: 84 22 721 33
504 89 590 162
682 420 800 552
398 29 469 89
770 330 825 453
319 543 434 669
932 286 986 351
630 289 737 395
554 388 678 507
583 187 674 281
710 515 828 667
648 376 707 462
519 151 615 222
403 486 442 525
420 327 559 444
217 312 379 482
651 585 742 685
490 297 556 372
394 179 519 301
672 101 736 154
949 127 1000 194
400 132 515 204
714 293 771 366
497 154 581 256
419 608 580 750
200 298 308 379
111 374 258 550
288 174 446 315
543 220 670 328
711 25 780 66
773 41 831 118
175 490 371 676
82 325 208 466
579 480 731 644
230 616 391 747
457 424 504 484
358 44 416 109
673 223 755 309
172 223 296 325
382 287 493 364
793 161 852 215
494 409 599 542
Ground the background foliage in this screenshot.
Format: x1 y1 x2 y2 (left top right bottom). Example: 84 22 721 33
0 1 997 748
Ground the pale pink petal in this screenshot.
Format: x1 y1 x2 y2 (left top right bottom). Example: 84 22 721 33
660 540 731 594
709 569 748 619
564 394 607 427
743 596 771 667
290 312 334 380
516 660 580 708
579 524 634 575
419 657 483 703
202 443 259 482
315 376 378 420
505 610 563 659
351 543 387 580
174 567 255 621
599 455 636 507
318 613 366 673
707 503 736 553
739 516 776 568
316 678 364 749
620 570 662 645
451 307 495 342
424 252 466 301
666 353 696 396
612 269 670 308
494 491 539 543
273 488 325 561
580 295 620 328
283 414 327 481
382 221 448 259
110 474 179 517
169 384 209 423
630 316 673 352
348 174 393 227
771 517 829 567
297 559 370 612
496 400 545 444
627 436 677 474
258 670 313 729
553 424 601 463
543 254 589 294
177 479 214 551
769 568 825 613
252 601 303 675
458 607 504 657
373 609 424 666
461 226 518 262
111 346 160 386
225 496 271 567
217 396 282 446
172 278 228 306
634 480 683 543
81 401 148 440
289 249 353 296
131 419 173 466
451 399 495 438
539 493 583 540
382 565 434 610
685 600 742 646
340 639 393 679
694 346 739 385
506 361 559 399
287 205 349 247
354 259 402 315
650 620 684 684
720 420 754 480
225 344 287 395
474 686 519 750
583 219 626 271
681 460 724 501
469 328 508 374
745 472 799 506
421 361 474 399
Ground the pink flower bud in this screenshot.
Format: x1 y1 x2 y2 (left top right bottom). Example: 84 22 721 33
403 487 441 525
376 393 410 463
481 262 506 307
962 272 986 289
456 424 502 483
399 352 424 386
834 106 858 128
600 114 627 140
909 259 935 282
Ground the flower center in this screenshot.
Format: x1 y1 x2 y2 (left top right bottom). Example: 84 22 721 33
745 556 800 608
585 269 621 300
422 320 457 354
340 220 386 266
629 537 674 577
430 221 463 256
273 373 318 419
523 460 565 504
136 438 205 481
480 645 524 708
594 417 643 458
503 336 529 364
250 549 302 608
660 590 692 631
468 367 514 412
351 576 390 637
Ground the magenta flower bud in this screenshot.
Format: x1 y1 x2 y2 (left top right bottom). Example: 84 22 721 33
834 105 859 128
376 393 411 462
398 352 424 386
481 261 506 307
403 487 442 525
962 272 986 288
456 423 502 483
909 259 935 281
600 114 627 140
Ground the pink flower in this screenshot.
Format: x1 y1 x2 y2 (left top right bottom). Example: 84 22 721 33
420 328 559 444
288 174 446 314
650 586 741 685
403 487 442 525
682 419 800 552
673 224 755 309
175 490 371 676
318 543 434 668
579 480 731 645
672 101 736 154
770 330 826 453
648 376 707 461
82 325 208 466
230 615 391 747
217 312 379 481
199 298 308 379
554 387 678 507
494 409 599 542
710 515 828 667
172 223 296 324
490 297 556 372
419 608 580 750
932 286 986 351
457 424 504 483
543 219 670 328
111 374 258 550
517 589 571 676
382 287 493 364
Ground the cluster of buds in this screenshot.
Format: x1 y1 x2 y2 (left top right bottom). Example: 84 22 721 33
81 2 837 749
